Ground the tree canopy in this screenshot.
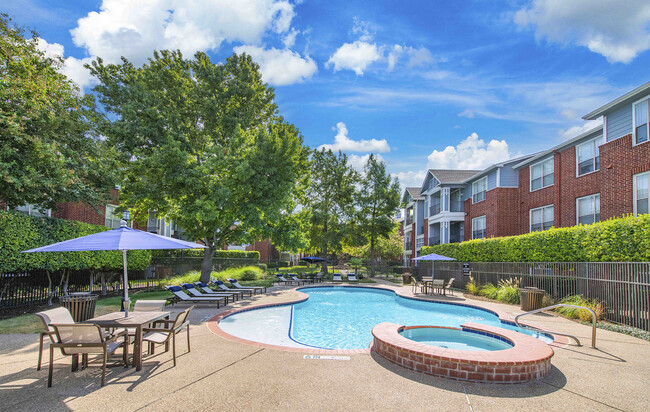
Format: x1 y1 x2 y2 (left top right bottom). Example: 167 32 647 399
88 50 309 281
0 14 115 210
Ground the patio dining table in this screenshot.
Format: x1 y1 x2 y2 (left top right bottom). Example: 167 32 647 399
421 278 446 295
85 311 170 371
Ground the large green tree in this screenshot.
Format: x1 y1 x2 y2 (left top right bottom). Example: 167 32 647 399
0 14 115 210
88 50 309 282
356 154 401 275
306 149 359 273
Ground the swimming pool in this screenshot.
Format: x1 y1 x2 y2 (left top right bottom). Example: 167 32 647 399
217 286 552 350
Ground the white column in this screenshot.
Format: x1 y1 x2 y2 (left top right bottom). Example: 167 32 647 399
442 188 450 212
442 220 450 244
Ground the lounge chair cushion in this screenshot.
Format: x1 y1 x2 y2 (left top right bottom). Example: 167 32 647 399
167 286 182 292
196 282 208 287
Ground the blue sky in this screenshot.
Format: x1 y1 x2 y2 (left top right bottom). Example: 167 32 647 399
6 0 650 188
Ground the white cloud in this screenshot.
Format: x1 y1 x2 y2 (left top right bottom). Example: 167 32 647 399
387 45 434 71
36 38 96 89
392 170 427 190
70 0 296 65
283 28 299 48
559 119 603 140
348 154 385 171
326 41 381 75
233 45 317 86
318 122 390 153
426 133 512 170
458 109 475 118
515 0 650 63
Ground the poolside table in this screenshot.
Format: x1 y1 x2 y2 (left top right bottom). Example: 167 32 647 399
421 278 445 295
85 311 170 371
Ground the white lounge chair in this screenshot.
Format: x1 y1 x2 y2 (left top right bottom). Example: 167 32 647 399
212 280 253 297
181 283 234 303
276 274 300 285
227 279 266 294
166 286 225 307
194 282 244 300
347 274 359 283
290 274 313 284
332 273 342 283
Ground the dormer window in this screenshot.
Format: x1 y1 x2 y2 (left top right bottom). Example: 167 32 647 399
634 98 649 145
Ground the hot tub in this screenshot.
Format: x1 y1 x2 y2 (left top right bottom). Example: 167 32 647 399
399 327 513 351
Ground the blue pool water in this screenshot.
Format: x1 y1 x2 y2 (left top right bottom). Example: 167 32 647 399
219 286 552 350
400 328 514 351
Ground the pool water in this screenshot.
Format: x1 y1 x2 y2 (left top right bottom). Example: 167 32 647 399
399 328 514 351
219 286 552 350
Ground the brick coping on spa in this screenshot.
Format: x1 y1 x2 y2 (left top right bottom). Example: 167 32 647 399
371 322 554 383
206 284 569 354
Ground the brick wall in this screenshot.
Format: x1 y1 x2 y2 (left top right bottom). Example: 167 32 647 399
517 163 556 234
423 218 428 246
464 188 519 240
600 134 650 220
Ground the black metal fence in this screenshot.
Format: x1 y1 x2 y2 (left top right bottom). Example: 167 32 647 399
407 261 650 331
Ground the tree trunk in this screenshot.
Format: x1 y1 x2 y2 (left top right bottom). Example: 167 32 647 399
200 243 216 283
62 270 70 296
46 271 54 306
100 272 107 296
321 219 328 274
370 236 376 277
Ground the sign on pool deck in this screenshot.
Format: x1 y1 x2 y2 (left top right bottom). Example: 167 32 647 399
303 355 350 361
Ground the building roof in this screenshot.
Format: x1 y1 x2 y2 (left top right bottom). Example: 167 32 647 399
462 153 537 183
428 169 482 184
406 187 424 200
512 125 603 169
583 81 650 120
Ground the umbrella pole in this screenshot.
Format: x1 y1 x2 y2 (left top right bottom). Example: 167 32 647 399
122 250 130 317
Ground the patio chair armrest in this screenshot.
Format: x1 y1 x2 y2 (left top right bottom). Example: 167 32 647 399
104 329 127 343
143 327 172 333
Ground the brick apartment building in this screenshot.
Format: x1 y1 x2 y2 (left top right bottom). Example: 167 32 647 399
404 81 650 256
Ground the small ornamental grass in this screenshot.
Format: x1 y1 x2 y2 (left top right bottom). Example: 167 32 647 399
465 276 480 295
555 294 606 321
496 278 521 304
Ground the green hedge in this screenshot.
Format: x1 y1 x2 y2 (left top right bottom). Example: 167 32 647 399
420 214 650 262
0 210 151 272
153 248 260 261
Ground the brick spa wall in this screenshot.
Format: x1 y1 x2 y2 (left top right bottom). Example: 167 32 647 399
372 322 553 383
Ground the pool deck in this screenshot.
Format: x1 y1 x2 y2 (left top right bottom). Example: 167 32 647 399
0 281 648 411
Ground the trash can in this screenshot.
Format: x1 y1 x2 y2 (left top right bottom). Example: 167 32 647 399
402 273 412 285
519 287 545 311
60 293 99 322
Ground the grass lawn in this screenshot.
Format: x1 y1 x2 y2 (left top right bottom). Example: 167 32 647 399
0 289 173 335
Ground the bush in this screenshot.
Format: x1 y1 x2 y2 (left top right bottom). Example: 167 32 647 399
421 214 650 262
153 248 260 261
465 276 480 295
0 210 151 272
257 263 267 272
496 278 520 304
239 268 258 281
555 295 606 321
479 283 498 299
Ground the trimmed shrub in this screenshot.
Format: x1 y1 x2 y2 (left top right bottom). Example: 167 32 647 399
239 268 258 281
0 210 151 272
421 214 650 262
153 248 260 261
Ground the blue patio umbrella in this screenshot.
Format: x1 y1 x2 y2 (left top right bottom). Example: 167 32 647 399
412 253 456 279
23 221 205 316
301 256 325 263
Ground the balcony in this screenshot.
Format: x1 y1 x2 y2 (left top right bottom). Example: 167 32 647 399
429 203 441 216
428 236 440 246
405 216 414 226
449 234 462 243
405 242 412 251
450 201 464 212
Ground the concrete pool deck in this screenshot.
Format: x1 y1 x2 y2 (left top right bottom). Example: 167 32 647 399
0 281 648 411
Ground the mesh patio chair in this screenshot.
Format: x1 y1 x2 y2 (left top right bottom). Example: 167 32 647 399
48 324 128 387
142 306 194 367
35 307 75 371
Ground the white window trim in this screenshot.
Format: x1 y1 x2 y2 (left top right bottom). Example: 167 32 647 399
471 215 486 239
633 171 650 216
575 135 604 178
529 157 554 192
472 177 487 204
576 194 600 225
529 204 554 233
632 96 650 147
11 204 51 217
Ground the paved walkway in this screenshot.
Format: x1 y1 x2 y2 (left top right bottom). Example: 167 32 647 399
0 281 648 411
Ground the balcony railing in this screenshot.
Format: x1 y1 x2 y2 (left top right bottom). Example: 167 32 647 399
450 201 464 212
449 234 462 243
405 242 412 251
429 204 441 216
428 236 440 246
405 216 414 226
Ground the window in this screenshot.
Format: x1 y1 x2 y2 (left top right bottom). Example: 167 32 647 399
530 205 554 232
105 205 122 228
530 158 554 191
472 177 487 203
13 204 50 217
472 216 486 239
634 98 649 145
576 136 604 176
415 237 424 249
147 211 161 234
634 172 649 216
577 194 600 225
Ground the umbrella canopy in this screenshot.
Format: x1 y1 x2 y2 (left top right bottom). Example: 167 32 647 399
23 223 205 316
412 253 456 261
301 256 325 263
